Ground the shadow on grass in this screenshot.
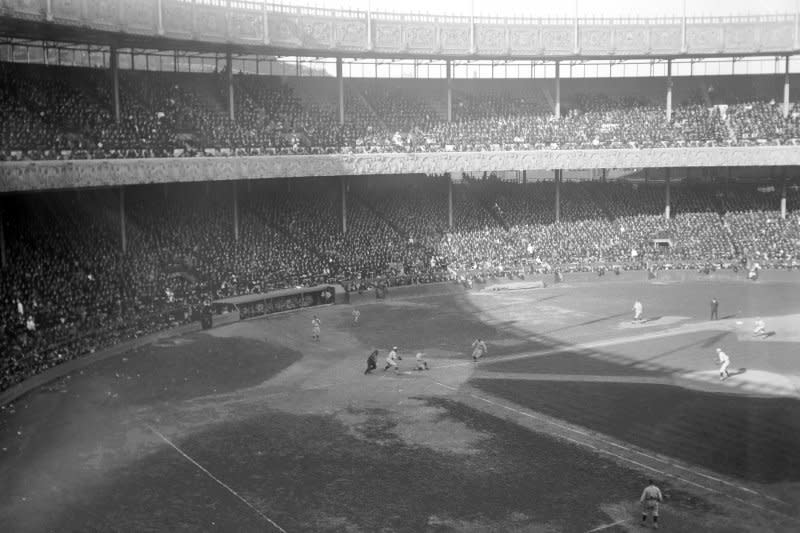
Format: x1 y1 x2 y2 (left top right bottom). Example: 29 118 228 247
542 311 631 335
39 404 696 533
472 378 800 484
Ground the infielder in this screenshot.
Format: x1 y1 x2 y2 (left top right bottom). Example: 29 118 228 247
716 347 731 381
753 318 766 338
471 338 488 362
311 315 321 342
383 346 401 373
633 300 643 321
640 479 663 529
352 308 361 326
414 352 429 371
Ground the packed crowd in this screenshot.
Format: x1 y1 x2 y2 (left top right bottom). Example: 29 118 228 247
2 178 798 392
2 63 800 161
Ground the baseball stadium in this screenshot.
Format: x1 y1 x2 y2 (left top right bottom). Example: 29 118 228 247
1 1 800 531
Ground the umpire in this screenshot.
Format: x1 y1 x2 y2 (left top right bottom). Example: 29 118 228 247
364 349 379 374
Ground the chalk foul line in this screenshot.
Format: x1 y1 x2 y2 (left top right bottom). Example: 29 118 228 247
428 384 798 524
144 423 288 533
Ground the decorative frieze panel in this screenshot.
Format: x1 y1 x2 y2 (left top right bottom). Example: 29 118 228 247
84 0 118 30
760 22 794 51
508 26 540 55
301 16 332 49
439 24 470 54
229 10 262 42
4 147 800 193
580 26 613 54
686 25 724 53
540 26 573 55
613 26 648 53
475 25 507 54
649 25 682 53
51 0 82 22
268 14 302 46
724 23 758 52
121 0 155 34
7 0 45 19
373 22 402 52
194 6 226 41
404 23 436 53
333 19 366 49
162 0 192 37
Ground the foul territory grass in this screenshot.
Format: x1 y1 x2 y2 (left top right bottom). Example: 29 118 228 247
41 398 724 532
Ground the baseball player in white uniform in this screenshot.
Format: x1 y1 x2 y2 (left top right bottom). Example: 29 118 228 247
633 300 643 321
414 352 429 371
352 308 361 326
753 318 766 338
471 338 488 362
716 347 731 380
311 315 321 342
384 346 401 372
640 479 663 529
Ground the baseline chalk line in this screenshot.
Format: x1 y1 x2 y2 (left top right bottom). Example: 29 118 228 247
145 423 288 533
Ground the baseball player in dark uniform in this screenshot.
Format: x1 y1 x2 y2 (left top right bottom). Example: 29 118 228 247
364 349 378 374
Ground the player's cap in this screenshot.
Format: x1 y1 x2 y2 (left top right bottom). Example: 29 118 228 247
716 347 722 352
393 346 398 350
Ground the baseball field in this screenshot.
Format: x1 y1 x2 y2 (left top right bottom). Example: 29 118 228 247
1 270 799 532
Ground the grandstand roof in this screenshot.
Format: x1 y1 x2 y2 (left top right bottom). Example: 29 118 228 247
1 0 798 60
289 0 795 20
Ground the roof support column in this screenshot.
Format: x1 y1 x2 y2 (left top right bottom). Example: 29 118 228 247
227 49 234 121
263 2 270 44
448 176 453 229
665 168 671 220
0 202 6 269
341 176 348 234
157 0 164 35
781 178 787 220
446 60 453 122
111 45 120 123
120 187 127 254
681 0 687 53
573 0 580 54
367 0 373 50
337 58 345 126
469 0 475 54
554 61 561 118
784 55 791 119
233 181 239 242
555 169 561 223
795 8 799 49
666 59 673 122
